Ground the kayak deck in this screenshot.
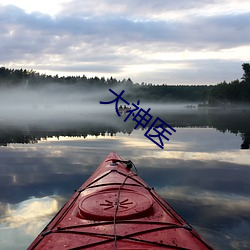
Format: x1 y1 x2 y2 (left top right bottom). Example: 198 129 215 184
28 152 213 249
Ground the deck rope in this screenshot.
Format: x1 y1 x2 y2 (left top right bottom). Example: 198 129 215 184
113 160 137 250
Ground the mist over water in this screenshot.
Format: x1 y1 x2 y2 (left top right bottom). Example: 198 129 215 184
0 85 198 125
0 84 250 249
0 85 112 123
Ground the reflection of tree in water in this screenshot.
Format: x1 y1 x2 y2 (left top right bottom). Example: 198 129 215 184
0 109 250 149
0 131 38 146
0 115 135 146
241 133 250 149
157 109 250 150
210 109 250 150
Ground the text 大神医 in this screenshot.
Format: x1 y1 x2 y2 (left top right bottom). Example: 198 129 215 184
100 89 176 149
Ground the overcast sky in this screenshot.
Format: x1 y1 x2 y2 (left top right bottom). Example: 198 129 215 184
0 0 250 85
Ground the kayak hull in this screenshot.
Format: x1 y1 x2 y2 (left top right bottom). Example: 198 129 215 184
28 152 213 249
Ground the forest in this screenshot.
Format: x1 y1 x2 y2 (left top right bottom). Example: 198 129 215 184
0 63 250 105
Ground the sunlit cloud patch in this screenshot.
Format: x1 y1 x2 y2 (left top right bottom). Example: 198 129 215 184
0 0 250 84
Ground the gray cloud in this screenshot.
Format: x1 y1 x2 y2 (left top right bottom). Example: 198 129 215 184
3 4 249 47
0 2 249 84
59 0 216 18
185 13 250 49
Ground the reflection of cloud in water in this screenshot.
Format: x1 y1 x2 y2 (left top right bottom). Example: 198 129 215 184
154 150 250 166
157 186 250 216
0 196 61 249
157 186 250 250
118 134 156 148
195 223 250 250
0 196 59 230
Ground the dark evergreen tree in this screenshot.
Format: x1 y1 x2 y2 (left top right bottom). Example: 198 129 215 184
242 63 250 83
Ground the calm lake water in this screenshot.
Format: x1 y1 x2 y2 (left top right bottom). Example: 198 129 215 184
0 106 250 249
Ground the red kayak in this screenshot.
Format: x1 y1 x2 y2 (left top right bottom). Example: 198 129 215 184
28 152 213 249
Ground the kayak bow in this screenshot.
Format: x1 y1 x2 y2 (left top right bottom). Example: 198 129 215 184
28 152 213 249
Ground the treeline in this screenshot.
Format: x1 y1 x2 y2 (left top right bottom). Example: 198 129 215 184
208 63 250 104
0 63 249 104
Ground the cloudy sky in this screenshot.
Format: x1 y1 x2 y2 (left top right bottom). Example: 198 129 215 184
0 0 250 85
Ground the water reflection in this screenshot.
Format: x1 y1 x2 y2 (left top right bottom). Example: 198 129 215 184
0 196 62 250
1 196 59 228
0 108 250 149
0 110 250 249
